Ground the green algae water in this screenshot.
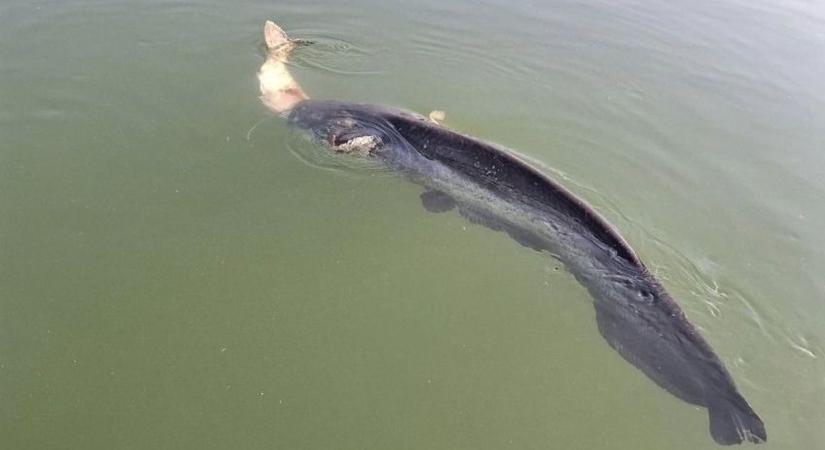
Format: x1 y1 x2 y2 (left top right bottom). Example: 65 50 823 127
2 1 824 448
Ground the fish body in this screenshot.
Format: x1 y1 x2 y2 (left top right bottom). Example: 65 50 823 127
286 99 766 445
257 20 765 444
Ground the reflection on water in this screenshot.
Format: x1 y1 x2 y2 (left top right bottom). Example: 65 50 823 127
1 0 824 449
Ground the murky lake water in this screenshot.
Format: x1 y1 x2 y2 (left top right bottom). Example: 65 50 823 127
2 0 824 448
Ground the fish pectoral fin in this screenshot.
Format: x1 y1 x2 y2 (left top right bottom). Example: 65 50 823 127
420 190 456 213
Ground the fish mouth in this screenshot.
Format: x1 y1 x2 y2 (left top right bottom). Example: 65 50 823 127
327 128 383 156
327 123 365 147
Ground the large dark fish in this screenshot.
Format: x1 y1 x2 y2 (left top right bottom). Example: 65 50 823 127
259 21 766 445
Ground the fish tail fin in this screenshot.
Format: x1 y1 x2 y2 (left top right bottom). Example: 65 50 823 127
708 394 766 445
264 20 290 51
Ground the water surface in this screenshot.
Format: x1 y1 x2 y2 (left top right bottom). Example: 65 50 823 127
2 0 824 448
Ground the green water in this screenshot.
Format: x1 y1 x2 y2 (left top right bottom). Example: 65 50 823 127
2 0 824 448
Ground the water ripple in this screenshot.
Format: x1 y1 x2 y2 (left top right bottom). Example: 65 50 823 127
282 128 393 179
286 31 385 76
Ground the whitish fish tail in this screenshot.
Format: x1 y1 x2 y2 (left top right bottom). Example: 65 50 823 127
708 394 767 445
258 20 308 113
264 20 290 51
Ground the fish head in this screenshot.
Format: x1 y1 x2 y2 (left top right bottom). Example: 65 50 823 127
288 102 399 157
